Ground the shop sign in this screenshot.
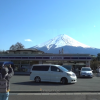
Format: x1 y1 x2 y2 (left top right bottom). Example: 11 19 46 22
50 56 63 59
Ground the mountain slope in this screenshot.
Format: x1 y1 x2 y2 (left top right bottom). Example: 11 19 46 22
33 34 91 50
30 34 100 55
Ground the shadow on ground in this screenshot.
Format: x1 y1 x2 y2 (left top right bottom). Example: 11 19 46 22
77 77 93 79
12 81 74 86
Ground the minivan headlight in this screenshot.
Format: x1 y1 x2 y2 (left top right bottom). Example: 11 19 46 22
67 73 72 76
72 73 76 76
67 73 76 76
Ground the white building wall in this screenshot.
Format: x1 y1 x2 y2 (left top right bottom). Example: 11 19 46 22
86 61 90 67
39 61 42 64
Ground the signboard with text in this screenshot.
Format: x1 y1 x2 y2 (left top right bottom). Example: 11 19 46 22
50 56 63 60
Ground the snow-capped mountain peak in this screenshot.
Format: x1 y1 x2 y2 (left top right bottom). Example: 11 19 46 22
33 34 91 50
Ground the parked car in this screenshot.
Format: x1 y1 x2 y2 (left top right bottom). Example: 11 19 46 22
80 67 93 78
30 64 77 84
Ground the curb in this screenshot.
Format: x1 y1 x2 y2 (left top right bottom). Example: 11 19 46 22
10 91 100 93
9 92 100 96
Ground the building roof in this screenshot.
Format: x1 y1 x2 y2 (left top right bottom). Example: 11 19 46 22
7 49 44 53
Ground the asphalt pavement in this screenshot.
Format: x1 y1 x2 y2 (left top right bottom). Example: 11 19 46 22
10 74 100 92
8 74 100 100
9 93 100 100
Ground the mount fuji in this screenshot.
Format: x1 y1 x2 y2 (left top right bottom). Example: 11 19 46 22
30 34 100 56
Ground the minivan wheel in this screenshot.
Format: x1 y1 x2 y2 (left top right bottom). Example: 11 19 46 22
61 78 68 84
35 76 41 83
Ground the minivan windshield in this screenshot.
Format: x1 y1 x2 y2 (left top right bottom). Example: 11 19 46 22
59 66 69 72
81 68 91 71
62 65 72 71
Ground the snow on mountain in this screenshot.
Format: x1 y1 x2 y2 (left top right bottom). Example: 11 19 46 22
33 34 91 50
29 34 100 55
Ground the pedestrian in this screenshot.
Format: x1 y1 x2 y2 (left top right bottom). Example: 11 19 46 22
8 64 14 76
96 66 99 73
76 67 79 73
99 66 100 73
0 64 14 100
96 66 100 77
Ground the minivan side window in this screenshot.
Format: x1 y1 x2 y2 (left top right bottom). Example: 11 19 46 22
51 66 60 72
32 66 49 71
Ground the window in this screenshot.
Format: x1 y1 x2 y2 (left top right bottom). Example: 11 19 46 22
14 52 20 54
59 66 68 72
32 66 41 71
82 68 91 71
32 66 49 71
62 65 72 71
51 66 60 72
23 52 28 54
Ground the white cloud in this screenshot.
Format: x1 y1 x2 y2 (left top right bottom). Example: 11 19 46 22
25 39 32 42
94 25 96 27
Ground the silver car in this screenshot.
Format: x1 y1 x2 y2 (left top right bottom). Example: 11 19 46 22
80 67 93 78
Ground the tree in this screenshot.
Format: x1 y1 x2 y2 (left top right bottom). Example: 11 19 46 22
0 50 8 54
9 45 15 50
9 42 24 50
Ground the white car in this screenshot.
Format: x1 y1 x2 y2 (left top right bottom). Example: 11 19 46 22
80 67 93 78
30 64 77 84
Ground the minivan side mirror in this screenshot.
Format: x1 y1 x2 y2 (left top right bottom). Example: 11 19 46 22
57 69 60 72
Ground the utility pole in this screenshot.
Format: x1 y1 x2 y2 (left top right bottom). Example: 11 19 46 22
59 50 61 54
62 48 63 54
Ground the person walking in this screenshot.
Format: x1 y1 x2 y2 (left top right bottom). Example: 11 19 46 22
0 64 14 100
8 64 14 76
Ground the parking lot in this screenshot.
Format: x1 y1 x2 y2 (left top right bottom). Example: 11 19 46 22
10 75 100 92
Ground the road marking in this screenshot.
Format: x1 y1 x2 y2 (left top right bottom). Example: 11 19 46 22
73 93 82 95
40 88 42 91
81 93 99 95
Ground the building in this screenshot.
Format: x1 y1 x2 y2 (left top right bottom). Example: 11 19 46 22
0 49 92 72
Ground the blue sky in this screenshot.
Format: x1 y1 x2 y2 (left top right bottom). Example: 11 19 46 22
0 0 100 50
